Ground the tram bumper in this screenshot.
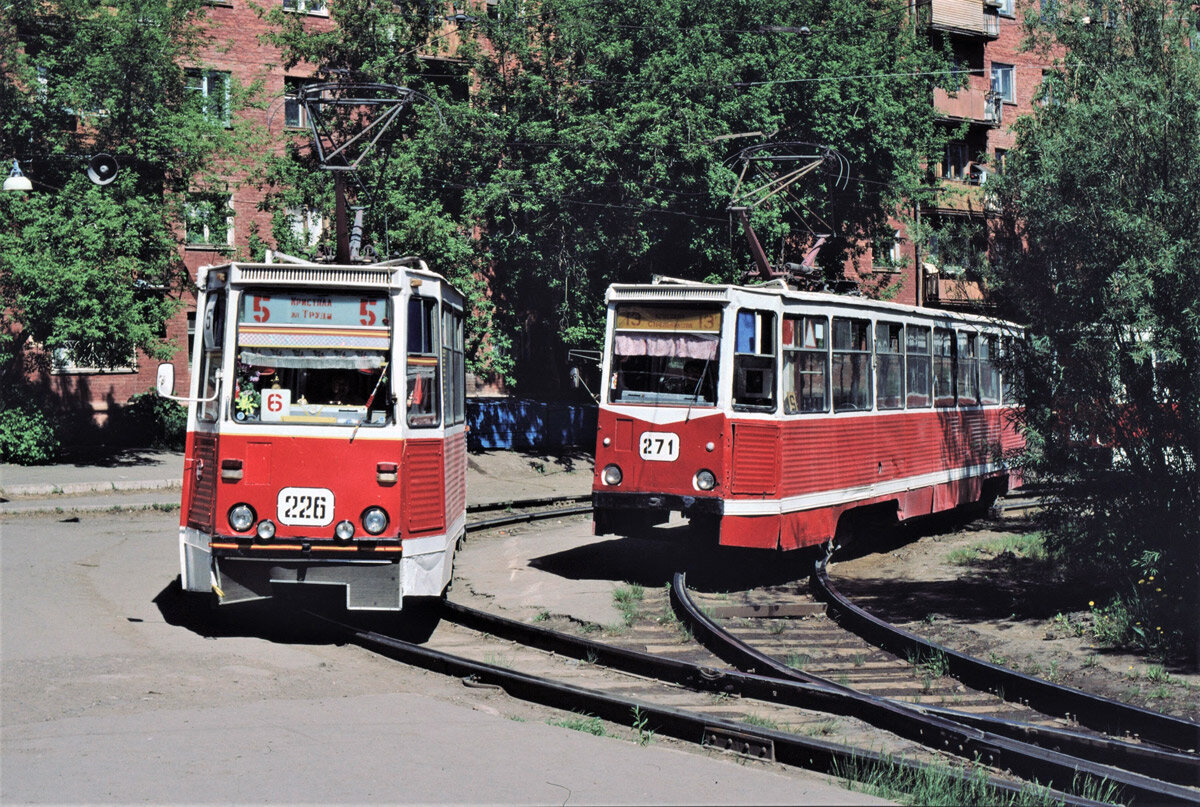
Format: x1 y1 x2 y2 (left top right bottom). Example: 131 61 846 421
214 557 402 610
592 490 722 536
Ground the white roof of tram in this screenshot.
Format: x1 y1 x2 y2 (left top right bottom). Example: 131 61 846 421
606 276 1022 331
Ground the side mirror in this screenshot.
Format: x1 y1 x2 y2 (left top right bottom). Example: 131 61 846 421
569 366 582 389
156 363 176 397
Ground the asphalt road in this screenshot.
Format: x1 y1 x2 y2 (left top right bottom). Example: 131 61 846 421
1 508 885 805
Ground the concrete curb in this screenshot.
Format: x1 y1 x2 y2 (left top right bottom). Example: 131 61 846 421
1 479 182 499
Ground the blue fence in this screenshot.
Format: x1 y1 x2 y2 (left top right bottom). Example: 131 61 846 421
467 398 597 452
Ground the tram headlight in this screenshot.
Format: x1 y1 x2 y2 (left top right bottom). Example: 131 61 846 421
228 503 256 533
256 519 276 541
601 464 623 486
334 520 356 542
361 507 389 536
694 469 717 491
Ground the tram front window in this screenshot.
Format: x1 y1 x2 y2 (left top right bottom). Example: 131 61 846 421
609 305 721 405
230 290 393 426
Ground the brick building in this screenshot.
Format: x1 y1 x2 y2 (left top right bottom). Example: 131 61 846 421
25 0 1049 440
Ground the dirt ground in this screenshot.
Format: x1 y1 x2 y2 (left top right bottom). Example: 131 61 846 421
829 512 1200 726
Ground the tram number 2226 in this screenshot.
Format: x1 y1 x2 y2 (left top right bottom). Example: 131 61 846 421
639 432 680 462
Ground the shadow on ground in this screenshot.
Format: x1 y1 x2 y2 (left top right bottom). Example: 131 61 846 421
153 577 441 645
529 522 820 593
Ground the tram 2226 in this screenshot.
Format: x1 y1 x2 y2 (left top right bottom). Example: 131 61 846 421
157 255 467 609
592 278 1025 550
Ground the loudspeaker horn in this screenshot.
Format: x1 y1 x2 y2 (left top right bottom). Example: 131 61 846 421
86 153 119 186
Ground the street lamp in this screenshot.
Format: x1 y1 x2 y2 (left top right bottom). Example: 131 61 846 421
4 160 32 192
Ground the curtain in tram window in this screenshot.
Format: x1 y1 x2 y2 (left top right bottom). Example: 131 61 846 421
238 348 387 370
614 332 718 360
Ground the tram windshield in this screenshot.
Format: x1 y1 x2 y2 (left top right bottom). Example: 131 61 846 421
608 304 721 405
230 290 393 426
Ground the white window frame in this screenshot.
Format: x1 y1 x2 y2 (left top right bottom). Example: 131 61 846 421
991 63 1016 104
186 69 231 126
283 78 314 129
185 193 234 248
50 341 137 375
287 205 325 247
283 0 328 16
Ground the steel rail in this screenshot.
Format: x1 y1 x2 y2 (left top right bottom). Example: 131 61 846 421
669 573 1200 790
467 494 592 515
443 597 1199 804
316 607 1107 807
811 557 1200 754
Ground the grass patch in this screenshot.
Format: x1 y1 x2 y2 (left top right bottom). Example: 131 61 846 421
833 754 1117 806
948 532 1047 566
549 714 607 736
612 582 645 627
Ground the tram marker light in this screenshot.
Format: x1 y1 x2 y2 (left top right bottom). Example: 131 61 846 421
694 470 717 491
335 520 355 541
602 464 623 486
256 520 276 540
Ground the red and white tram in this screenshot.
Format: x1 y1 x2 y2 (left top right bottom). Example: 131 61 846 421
158 254 466 609
592 278 1024 549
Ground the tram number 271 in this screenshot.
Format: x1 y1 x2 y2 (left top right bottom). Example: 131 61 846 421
639 432 680 462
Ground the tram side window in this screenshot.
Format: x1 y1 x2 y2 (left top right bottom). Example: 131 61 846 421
782 315 828 414
875 322 904 410
733 309 776 411
957 332 979 405
407 296 440 428
980 334 1000 405
832 317 871 412
441 305 465 426
906 325 932 408
198 294 225 423
933 327 956 407
1001 335 1020 405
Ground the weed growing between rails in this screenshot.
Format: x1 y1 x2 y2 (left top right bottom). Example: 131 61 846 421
831 754 1120 807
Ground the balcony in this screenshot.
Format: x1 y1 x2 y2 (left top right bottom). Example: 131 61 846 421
926 178 990 215
915 0 1000 37
933 87 1003 126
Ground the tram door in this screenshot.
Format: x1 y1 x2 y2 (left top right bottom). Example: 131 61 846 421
184 290 227 535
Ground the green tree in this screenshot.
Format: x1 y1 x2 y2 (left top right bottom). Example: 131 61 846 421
263 0 953 393
0 0 260 382
989 0 1199 659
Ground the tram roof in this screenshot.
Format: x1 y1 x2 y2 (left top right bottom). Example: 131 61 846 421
196 254 462 301
606 278 1022 330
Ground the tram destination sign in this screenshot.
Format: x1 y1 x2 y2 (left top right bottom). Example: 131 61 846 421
615 305 721 333
240 292 387 329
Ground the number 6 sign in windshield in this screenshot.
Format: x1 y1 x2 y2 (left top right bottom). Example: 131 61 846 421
639 431 679 462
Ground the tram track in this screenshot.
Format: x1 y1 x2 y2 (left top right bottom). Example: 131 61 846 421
313 600 1114 807
343 497 1195 802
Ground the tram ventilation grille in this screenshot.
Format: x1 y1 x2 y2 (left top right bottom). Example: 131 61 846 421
235 266 399 287
608 287 729 302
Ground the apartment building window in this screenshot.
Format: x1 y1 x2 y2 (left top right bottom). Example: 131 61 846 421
992 0 1014 16
945 141 970 181
990 63 1015 104
283 0 328 15
186 69 230 125
284 78 315 129
185 193 233 247
287 206 324 247
994 148 1007 175
50 342 136 374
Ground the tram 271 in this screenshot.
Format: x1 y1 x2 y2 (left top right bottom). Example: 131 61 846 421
592 278 1025 549
158 255 466 609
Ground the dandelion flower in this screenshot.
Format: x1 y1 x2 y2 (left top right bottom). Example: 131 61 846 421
1088 600 1095 607
1148 576 1154 581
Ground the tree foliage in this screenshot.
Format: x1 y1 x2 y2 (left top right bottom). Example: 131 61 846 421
989 0 1199 658
262 0 953 393
0 0 259 381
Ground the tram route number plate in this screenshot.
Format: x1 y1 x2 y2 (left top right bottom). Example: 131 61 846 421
277 487 335 526
639 431 679 462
